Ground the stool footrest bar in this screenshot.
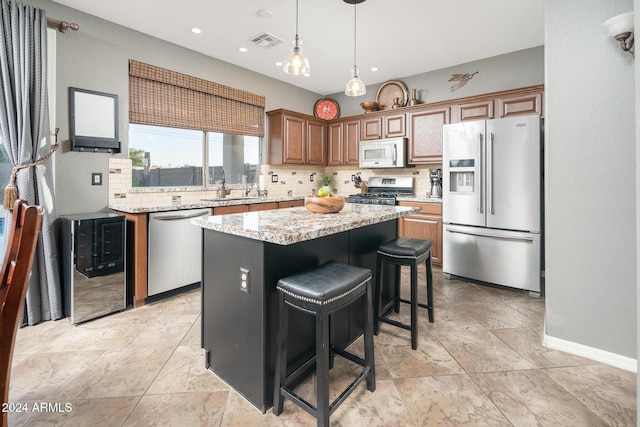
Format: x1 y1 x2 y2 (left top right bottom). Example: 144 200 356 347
333 347 367 368
379 316 411 331
398 298 431 310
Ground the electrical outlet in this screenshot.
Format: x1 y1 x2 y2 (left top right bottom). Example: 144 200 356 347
240 268 250 294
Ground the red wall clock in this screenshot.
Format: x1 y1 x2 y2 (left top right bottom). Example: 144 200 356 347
313 98 340 120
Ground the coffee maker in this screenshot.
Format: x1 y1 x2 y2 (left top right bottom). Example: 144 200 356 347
429 169 442 198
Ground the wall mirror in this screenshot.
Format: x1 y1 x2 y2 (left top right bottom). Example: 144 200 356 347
69 87 120 153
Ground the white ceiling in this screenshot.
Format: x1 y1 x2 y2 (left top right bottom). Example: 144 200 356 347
51 0 545 95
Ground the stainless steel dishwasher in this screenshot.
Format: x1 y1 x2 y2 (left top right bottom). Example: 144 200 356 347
147 208 210 297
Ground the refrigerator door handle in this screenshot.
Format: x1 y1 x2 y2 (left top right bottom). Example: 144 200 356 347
478 133 484 214
445 226 535 242
488 133 494 215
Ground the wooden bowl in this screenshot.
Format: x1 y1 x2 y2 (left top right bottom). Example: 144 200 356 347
305 195 345 214
360 101 379 113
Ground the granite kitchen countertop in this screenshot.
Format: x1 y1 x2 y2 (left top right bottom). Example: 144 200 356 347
191 204 418 245
109 196 305 214
396 196 443 204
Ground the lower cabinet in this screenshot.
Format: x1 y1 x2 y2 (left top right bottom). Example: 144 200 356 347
397 201 442 266
278 199 305 208
213 204 249 215
249 202 279 211
213 199 305 214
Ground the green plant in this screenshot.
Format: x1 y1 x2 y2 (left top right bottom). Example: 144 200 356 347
318 172 335 188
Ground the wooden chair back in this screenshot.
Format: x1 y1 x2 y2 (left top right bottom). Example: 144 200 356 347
0 200 43 427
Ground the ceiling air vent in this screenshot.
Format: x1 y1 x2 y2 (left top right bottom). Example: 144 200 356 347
251 32 283 49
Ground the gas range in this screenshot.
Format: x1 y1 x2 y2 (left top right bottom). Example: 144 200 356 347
348 176 414 206
348 192 399 205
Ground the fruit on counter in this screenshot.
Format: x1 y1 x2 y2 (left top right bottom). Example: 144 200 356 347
317 187 329 197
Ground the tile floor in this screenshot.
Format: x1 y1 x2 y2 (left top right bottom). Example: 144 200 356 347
7 269 637 426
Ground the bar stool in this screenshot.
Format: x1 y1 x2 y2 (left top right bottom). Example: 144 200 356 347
375 237 434 350
273 261 376 427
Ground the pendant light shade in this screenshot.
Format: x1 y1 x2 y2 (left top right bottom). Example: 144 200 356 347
345 0 366 96
283 0 310 75
345 67 366 96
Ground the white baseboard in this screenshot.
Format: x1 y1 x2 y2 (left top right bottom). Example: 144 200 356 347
543 334 637 373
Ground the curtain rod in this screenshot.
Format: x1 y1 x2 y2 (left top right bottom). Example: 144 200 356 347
46 17 79 33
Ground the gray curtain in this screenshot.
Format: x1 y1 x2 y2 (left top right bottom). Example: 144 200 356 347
0 0 62 324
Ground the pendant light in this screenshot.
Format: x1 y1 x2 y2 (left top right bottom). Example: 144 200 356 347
283 0 310 75
344 0 366 96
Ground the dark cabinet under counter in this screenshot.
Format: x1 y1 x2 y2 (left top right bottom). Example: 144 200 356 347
198 209 405 412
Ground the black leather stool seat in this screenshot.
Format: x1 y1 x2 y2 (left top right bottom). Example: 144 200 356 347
277 261 371 307
273 261 376 427
375 237 434 350
378 237 432 261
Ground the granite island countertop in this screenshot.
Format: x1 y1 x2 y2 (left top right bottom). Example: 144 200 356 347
191 204 418 245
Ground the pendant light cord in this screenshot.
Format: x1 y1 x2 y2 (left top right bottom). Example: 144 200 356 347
295 0 300 38
353 2 357 69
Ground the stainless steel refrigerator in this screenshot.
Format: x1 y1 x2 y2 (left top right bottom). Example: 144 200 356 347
442 114 542 297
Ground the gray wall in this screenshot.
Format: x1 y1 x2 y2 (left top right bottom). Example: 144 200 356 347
28 0 321 215
330 47 544 117
546 0 636 359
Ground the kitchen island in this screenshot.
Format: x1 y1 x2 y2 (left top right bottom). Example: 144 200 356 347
192 204 417 412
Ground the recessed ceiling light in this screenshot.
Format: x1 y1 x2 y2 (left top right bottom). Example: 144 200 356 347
371 67 378 72
304 73 311 77
191 27 202 34
257 9 274 19
275 61 283 67
238 47 248 53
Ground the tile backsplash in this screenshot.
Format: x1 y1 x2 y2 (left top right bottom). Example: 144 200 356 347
108 158 441 208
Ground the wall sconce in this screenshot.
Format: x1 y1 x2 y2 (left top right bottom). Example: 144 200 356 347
604 12 634 57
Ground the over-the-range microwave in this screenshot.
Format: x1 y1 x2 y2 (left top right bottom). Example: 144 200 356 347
359 137 407 168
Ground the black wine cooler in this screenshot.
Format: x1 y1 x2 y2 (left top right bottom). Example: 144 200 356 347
60 213 126 324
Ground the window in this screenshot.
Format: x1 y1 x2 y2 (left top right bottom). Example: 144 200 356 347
129 124 260 187
127 60 265 188
207 132 260 186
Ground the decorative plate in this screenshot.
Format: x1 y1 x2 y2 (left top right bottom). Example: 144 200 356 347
313 98 340 120
375 80 409 110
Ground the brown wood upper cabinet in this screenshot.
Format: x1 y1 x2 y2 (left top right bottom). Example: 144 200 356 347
456 100 495 122
498 92 543 118
267 85 543 168
408 107 450 164
328 119 359 166
267 109 327 166
361 112 406 140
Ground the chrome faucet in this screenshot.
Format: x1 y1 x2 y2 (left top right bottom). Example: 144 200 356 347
220 169 231 198
243 175 251 197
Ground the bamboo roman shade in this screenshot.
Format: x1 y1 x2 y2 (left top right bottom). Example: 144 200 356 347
129 60 265 137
